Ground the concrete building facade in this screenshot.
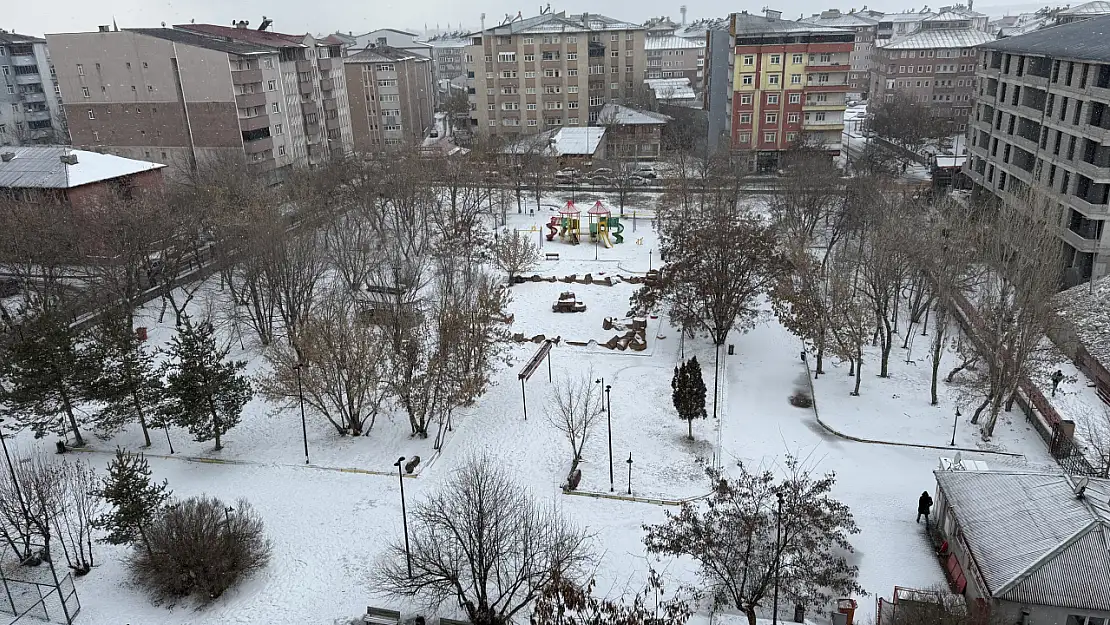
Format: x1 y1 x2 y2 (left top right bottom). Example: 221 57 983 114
871 13 994 131
645 35 704 85
349 29 432 58
424 34 471 83
720 10 854 169
465 11 647 137
0 32 65 145
967 15 1110 282
344 46 434 153
799 10 879 100
46 23 353 181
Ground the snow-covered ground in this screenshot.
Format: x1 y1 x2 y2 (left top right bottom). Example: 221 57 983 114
10 197 1063 625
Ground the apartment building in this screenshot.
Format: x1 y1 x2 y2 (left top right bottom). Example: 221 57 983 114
645 36 704 85
425 33 471 83
966 15 1110 282
349 29 433 57
344 46 434 152
720 10 854 170
875 11 937 46
465 11 647 136
47 23 353 181
798 10 879 100
872 13 994 131
0 32 65 145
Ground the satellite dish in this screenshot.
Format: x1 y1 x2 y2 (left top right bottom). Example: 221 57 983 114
952 451 963 468
1074 476 1090 499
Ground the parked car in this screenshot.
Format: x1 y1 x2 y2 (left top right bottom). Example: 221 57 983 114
635 164 657 179
554 168 580 179
629 175 649 186
589 175 613 185
590 167 614 176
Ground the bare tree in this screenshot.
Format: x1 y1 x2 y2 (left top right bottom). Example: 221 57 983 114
258 292 390 436
546 372 605 475
324 212 379 293
1082 406 1110 478
52 459 102 575
373 456 594 625
491 228 541 285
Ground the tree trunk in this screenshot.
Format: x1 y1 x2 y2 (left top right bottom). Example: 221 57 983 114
852 347 863 396
743 608 758 625
132 390 152 447
687 417 693 440
879 316 894 378
969 394 992 424
930 337 943 406
57 384 85 447
816 328 825 375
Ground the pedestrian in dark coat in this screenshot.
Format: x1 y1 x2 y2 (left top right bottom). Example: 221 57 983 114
917 491 933 523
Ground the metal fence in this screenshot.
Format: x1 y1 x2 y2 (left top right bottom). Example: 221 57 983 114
0 542 81 624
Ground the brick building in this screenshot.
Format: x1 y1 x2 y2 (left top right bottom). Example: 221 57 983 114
872 13 994 132
721 10 854 170
344 46 434 152
46 22 353 181
0 145 163 214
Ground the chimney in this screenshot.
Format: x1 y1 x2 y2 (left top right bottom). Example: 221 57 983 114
765 9 783 20
98 25 110 32
681 5 688 25
60 153 79 165
1 152 14 163
235 20 249 29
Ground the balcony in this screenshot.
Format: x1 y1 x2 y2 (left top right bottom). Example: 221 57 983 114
319 78 334 92
243 136 273 154
298 80 314 96
803 120 845 129
236 92 267 108
232 68 263 85
318 57 335 71
19 91 47 103
11 54 37 67
1074 159 1110 184
1058 225 1102 253
802 102 844 111
306 120 321 134
238 114 270 132
25 109 51 122
296 59 314 73
323 99 338 112
806 62 850 71
301 101 318 115
325 116 341 131
1069 194 1110 218
805 81 849 91
14 73 42 86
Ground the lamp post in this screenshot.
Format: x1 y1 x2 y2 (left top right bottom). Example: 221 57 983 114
950 405 961 447
773 491 784 625
648 249 653 271
394 456 413 578
626 453 633 495
596 377 606 412
605 384 613 492
224 505 234 527
293 362 309 464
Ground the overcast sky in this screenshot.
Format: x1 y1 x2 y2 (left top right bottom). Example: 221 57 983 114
10 0 1030 39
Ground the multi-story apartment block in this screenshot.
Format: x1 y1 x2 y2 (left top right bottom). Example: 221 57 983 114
966 15 1110 282
720 10 854 170
645 35 704 86
465 11 647 136
424 33 471 83
871 13 993 131
1056 0 1110 24
875 11 937 46
349 29 433 58
798 10 879 100
0 32 65 145
47 23 353 181
344 46 434 152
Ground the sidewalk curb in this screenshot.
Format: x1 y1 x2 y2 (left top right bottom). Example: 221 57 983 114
564 488 709 507
801 356 1025 458
67 446 416 478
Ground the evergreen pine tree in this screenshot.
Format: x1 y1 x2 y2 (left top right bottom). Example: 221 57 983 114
159 317 252 451
93 448 171 555
81 316 163 446
673 357 708 439
0 310 87 446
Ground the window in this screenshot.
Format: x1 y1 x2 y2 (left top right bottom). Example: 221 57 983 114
488 103 496 111
383 125 402 131
486 72 495 79
740 113 751 124
275 123 283 135
611 83 619 90
263 58 272 69
527 103 537 110
147 85 154 92
272 102 280 113
767 93 779 104
567 53 577 60
611 66 619 74
82 86 90 98
787 132 798 142
738 132 751 143
743 55 755 66
791 74 801 84
76 63 84 76
544 68 560 78
740 93 752 104
5 85 12 95
523 36 534 44
524 54 535 62
627 32 634 40
526 87 536 94
568 101 579 109
611 50 619 57
742 74 753 85
769 54 781 65
95 63 101 71
524 71 536 78
792 54 803 64
502 102 519 110
278 145 286 156
484 55 493 63
87 109 95 119
820 53 831 63
486 88 495 96
568 69 578 76
788 112 799 123
267 80 276 91
768 74 780 85
54 85 60 95
528 119 538 126
764 132 777 143
544 85 561 94
568 117 579 124
766 113 777 124
568 85 578 93
611 34 619 41
498 52 516 62
489 120 497 126
500 70 516 79
567 36 577 43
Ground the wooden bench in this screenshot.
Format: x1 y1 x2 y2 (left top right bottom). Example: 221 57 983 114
545 253 560 261
363 607 401 625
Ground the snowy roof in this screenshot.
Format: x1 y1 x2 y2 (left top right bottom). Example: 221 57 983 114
881 11 937 23
422 37 470 48
129 28 276 55
798 13 879 28
0 32 45 44
598 103 672 126
645 78 697 100
645 35 705 50
878 28 994 49
981 14 1110 61
924 11 974 22
1059 0 1110 15
934 155 966 167
935 470 1110 610
345 45 431 63
552 127 606 155
732 13 853 36
0 146 165 189
175 24 310 48
475 12 642 36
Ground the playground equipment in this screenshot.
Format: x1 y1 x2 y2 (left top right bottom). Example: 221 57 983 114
586 201 624 248
545 201 583 244
552 291 587 313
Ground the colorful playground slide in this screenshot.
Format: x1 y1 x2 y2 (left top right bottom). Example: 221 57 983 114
611 218 624 244
546 216 559 241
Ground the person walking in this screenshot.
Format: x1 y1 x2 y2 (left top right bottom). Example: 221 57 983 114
917 491 933 524
1051 369 1064 396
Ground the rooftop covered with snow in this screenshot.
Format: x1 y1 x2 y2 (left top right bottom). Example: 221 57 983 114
877 27 994 49
551 127 606 156
598 103 672 126
935 470 1110 610
0 146 165 189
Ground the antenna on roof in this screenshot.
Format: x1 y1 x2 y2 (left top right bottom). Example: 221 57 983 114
258 16 273 31
1074 476 1090 499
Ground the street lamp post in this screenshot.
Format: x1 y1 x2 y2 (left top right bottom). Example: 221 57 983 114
773 491 784 625
294 362 309 464
950 406 961 447
394 456 413 578
626 453 633 495
606 384 613 492
162 419 175 454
